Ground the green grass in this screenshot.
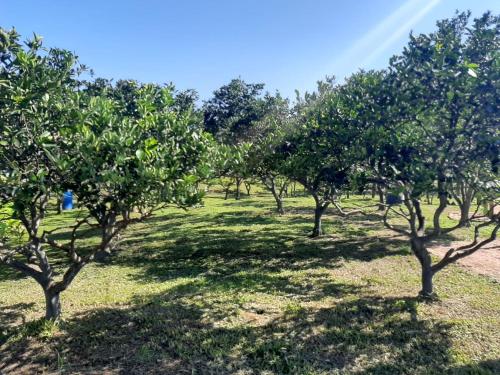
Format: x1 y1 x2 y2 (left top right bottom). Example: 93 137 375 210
0 192 499 374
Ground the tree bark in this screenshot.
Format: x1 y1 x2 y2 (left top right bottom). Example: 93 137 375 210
425 192 433 205
235 178 242 200
224 186 230 200
459 200 472 227
56 197 62 214
267 179 285 215
377 185 385 211
311 195 328 237
276 198 284 215
44 288 61 321
411 238 434 297
244 181 251 196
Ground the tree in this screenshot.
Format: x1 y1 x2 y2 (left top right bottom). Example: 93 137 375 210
212 142 252 200
0 30 209 320
203 78 265 144
335 70 393 211
248 94 292 214
370 11 499 297
84 79 201 124
281 78 363 236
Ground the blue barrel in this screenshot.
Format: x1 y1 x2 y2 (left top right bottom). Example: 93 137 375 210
62 191 73 210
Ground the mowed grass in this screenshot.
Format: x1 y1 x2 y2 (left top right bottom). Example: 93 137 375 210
0 192 499 374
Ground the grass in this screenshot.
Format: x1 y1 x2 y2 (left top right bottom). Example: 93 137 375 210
0 192 499 374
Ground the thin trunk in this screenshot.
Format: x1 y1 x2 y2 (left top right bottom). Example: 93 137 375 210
433 177 447 235
271 188 284 215
244 181 251 196
44 288 61 321
56 198 62 214
95 213 117 262
235 178 242 200
224 186 230 200
265 177 285 215
425 192 432 205
311 195 328 237
377 185 385 211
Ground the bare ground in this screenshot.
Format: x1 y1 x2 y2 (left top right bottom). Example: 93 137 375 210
429 239 500 282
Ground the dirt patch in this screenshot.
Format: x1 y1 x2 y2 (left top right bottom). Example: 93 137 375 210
429 239 500 282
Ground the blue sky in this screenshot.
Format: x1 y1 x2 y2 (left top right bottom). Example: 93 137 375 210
2 0 499 100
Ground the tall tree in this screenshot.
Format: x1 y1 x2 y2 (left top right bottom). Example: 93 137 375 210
203 78 265 144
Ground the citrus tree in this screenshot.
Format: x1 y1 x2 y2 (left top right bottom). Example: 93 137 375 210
0 30 209 320
370 12 499 297
282 79 364 236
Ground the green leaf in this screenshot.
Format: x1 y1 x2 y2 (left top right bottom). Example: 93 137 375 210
467 68 477 78
135 149 145 160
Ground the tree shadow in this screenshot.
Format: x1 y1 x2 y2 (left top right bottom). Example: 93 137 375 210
107 206 410 285
0 303 35 332
222 199 272 208
0 289 462 374
0 265 25 282
445 360 499 375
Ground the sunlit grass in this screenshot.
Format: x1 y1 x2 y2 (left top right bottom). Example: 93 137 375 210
0 192 498 374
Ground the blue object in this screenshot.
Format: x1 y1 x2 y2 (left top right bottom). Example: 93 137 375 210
386 193 402 205
62 191 73 210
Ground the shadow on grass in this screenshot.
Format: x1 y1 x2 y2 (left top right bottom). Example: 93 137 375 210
1 197 494 374
445 360 500 375
107 207 411 284
0 265 24 282
0 303 35 331
1 291 460 374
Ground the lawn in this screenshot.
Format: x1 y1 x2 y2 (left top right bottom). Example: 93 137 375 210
0 192 499 374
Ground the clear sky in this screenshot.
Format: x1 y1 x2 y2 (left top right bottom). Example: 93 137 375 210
1 0 499 100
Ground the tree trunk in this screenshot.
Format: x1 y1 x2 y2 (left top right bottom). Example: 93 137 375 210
268 181 285 215
457 186 474 227
459 200 472 227
56 197 62 214
277 199 284 215
311 196 328 237
421 263 434 297
224 186 230 200
487 202 496 219
377 185 385 210
95 213 117 262
411 238 435 297
273 194 284 215
235 178 242 200
244 181 251 196
44 288 61 321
